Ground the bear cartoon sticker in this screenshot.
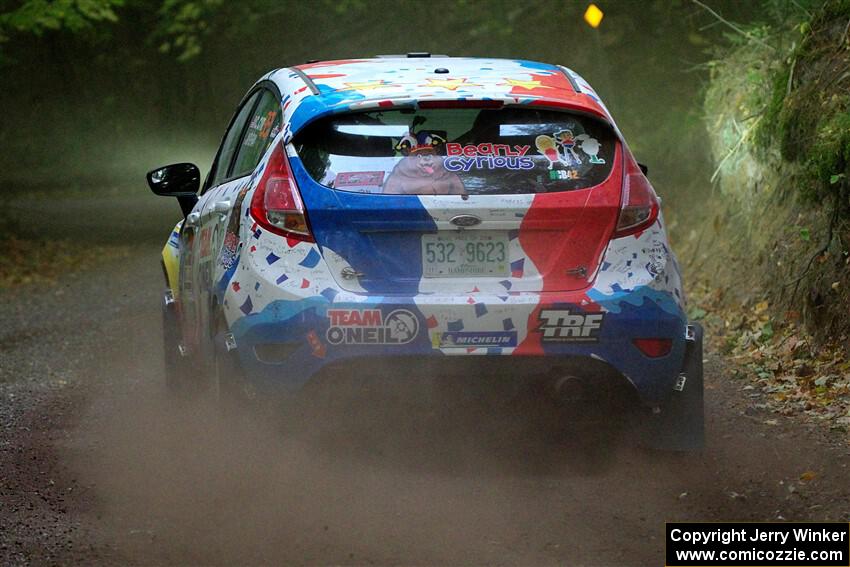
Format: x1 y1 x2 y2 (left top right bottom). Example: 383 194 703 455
382 129 465 195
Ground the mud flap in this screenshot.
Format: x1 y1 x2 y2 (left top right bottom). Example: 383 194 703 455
162 289 187 394
643 322 705 451
213 330 249 405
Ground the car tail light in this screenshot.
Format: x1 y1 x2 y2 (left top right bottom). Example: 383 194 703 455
632 338 672 358
250 143 313 242
614 158 659 238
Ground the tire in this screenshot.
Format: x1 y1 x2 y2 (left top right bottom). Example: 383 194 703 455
642 322 705 452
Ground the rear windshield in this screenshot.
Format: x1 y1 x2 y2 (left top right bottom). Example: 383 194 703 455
292 108 616 195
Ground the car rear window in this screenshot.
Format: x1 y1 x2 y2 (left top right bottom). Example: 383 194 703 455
292 107 616 195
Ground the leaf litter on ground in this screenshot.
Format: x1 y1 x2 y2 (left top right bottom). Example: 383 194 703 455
689 281 850 435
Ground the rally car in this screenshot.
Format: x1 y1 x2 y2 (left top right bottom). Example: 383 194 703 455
148 54 704 450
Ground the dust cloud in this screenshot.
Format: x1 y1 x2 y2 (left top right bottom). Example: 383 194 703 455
69 309 687 565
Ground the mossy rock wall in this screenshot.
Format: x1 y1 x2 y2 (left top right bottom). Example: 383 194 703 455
701 0 850 341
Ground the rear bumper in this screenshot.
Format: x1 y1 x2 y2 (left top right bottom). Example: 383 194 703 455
227 287 687 405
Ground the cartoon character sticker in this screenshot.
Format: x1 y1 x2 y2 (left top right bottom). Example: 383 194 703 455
535 135 560 170
382 129 465 195
576 134 605 164
554 129 582 167
535 128 606 175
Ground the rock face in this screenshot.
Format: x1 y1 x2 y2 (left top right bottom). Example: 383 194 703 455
700 0 850 341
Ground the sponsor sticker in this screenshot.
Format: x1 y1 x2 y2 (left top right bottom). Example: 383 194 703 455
446 143 531 157
537 309 604 342
549 169 579 181
432 331 518 348
444 155 535 172
444 143 534 172
334 171 385 187
326 308 419 345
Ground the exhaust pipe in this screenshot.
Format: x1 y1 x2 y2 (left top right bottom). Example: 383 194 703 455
551 375 588 405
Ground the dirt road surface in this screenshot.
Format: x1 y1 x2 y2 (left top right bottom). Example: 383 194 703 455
2 196 849 566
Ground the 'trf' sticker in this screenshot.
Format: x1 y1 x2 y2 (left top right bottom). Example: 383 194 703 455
537 309 604 342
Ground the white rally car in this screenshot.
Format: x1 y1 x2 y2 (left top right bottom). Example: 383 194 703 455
148 55 704 450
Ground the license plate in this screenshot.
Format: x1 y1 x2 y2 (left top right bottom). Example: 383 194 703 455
421 231 509 278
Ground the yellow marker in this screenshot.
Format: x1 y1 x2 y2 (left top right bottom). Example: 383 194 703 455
584 3 604 28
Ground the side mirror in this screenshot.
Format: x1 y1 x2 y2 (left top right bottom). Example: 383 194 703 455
147 163 200 196
638 163 649 176
147 163 200 216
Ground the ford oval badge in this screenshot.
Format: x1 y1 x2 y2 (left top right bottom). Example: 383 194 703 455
449 214 482 228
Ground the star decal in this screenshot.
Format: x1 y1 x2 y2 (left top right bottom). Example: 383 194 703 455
421 77 481 91
340 80 399 91
505 72 573 97
501 78 544 90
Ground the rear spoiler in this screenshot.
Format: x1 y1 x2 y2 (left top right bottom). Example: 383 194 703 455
284 95 613 144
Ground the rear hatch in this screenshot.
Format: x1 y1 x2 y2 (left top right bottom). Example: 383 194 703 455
290 105 622 295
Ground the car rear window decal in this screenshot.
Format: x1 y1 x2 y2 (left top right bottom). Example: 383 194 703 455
293 107 616 195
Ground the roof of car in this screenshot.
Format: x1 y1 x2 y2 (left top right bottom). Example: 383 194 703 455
266 57 611 141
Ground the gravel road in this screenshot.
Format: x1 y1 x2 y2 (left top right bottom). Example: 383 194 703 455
1 197 849 566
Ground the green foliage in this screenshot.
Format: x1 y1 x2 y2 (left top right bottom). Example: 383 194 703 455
804 110 850 196
154 0 222 62
751 0 850 202
760 320 774 342
0 0 123 41
753 64 790 150
702 0 850 343
688 306 707 321
760 0 822 23
821 0 850 17
326 0 366 14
